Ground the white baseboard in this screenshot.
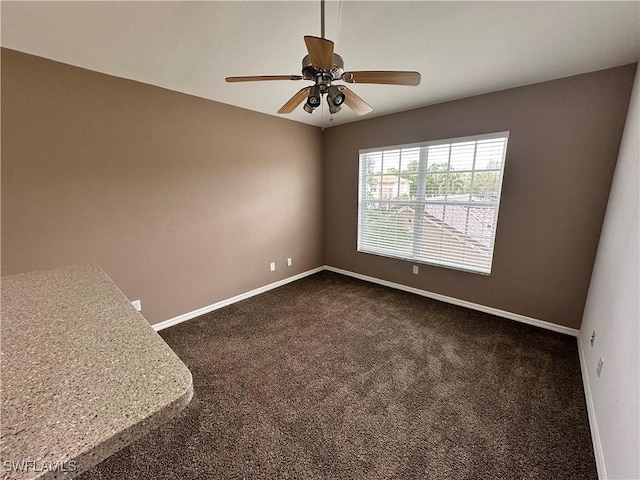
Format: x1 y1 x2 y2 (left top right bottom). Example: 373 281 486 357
577 338 607 479
154 264 578 338
324 266 579 337
152 267 325 331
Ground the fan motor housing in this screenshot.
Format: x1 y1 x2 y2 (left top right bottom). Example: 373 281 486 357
302 53 344 82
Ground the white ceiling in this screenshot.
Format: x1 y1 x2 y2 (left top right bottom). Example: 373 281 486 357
2 1 639 128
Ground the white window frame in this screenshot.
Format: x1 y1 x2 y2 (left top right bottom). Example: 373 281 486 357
357 131 509 275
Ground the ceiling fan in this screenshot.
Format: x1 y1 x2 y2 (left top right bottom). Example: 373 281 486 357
225 1 421 117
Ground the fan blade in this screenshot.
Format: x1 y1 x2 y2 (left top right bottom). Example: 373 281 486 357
341 71 421 86
226 75 304 82
304 36 334 70
278 87 311 114
338 86 373 115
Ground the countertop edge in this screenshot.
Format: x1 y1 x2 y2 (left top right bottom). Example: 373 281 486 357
1 264 195 480
51 373 194 480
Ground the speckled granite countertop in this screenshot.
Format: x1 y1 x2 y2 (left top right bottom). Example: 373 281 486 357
1 265 193 480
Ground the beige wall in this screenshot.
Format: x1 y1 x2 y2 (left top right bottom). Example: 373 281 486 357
1 49 323 325
2 48 635 331
323 64 637 329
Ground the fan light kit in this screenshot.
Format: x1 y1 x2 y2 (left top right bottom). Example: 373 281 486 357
225 1 421 117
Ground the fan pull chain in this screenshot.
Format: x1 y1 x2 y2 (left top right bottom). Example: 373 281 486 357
322 98 326 124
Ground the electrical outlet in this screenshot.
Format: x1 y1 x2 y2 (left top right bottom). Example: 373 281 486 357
132 299 142 311
287 257 292 267
270 262 276 272
590 330 596 347
597 358 604 377
412 265 419 275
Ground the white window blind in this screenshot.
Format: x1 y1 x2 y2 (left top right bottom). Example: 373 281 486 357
357 132 509 274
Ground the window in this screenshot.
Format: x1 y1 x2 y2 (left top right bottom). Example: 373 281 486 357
358 132 509 274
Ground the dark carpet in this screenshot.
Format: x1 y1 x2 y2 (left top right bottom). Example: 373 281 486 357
78 271 596 479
